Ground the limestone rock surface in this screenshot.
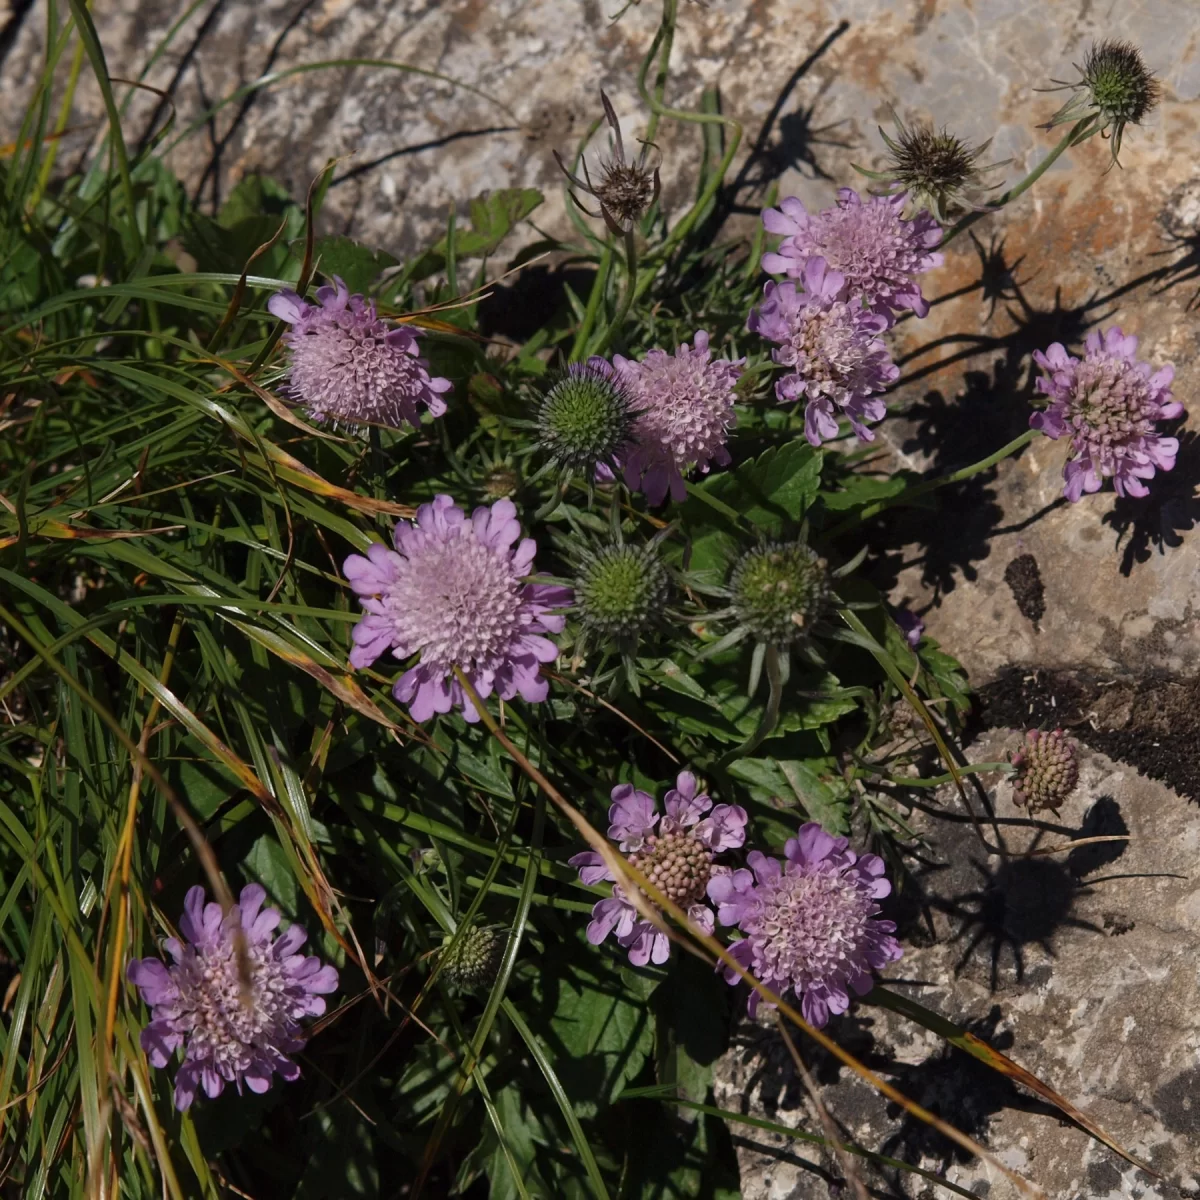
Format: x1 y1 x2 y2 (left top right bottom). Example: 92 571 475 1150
712 729 1200 1200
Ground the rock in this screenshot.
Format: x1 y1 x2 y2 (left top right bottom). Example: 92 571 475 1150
1 0 1197 269
712 729 1200 1200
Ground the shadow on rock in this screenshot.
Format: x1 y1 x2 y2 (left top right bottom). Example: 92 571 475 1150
1067 795 1130 878
936 852 1104 991
880 1006 1053 1175
477 264 599 343
1101 425 1200 578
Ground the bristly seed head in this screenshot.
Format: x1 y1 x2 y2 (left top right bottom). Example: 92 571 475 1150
537 359 636 476
575 542 669 643
1041 39 1160 167
554 90 662 236
868 114 1004 222
730 542 831 647
1083 40 1161 127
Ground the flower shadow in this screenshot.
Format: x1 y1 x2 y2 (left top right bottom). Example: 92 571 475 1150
1100 424 1200 578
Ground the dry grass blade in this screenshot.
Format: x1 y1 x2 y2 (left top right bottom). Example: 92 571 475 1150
868 986 1156 1175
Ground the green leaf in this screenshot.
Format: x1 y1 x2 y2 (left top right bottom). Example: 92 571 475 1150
544 963 655 1118
218 174 298 228
242 833 299 914
654 954 727 1104
312 235 398 294
817 471 909 512
461 1084 552 1200
727 755 851 835
681 442 822 535
292 1104 380 1199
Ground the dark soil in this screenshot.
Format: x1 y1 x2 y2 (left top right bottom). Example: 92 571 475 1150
1002 554 1045 627
975 667 1200 801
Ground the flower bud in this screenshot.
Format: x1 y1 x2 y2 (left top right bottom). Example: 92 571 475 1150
1010 729 1079 813
575 542 669 644
440 925 509 991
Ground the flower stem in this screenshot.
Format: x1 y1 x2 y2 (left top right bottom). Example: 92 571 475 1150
938 115 1098 249
591 228 638 356
718 644 783 766
570 240 613 362
827 428 1037 536
873 763 1014 788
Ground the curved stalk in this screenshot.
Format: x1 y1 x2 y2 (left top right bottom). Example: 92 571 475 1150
718 644 783 766
827 428 1037 536
939 115 1098 249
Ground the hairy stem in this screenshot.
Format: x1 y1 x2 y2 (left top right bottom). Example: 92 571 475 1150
939 116 1098 249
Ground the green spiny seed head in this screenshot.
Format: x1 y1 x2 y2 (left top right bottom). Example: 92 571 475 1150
537 361 634 474
1083 39 1160 127
576 543 669 640
440 925 508 991
730 542 830 646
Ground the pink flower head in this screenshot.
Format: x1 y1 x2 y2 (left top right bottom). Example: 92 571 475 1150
343 495 572 722
747 256 899 446
707 823 902 1026
268 276 453 429
127 885 338 1111
1031 326 1182 502
569 772 748 967
761 189 943 324
613 331 744 505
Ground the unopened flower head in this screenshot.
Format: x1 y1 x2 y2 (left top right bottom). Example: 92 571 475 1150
1031 326 1182 501
859 113 1006 223
268 277 452 429
761 188 944 323
731 542 831 647
1043 40 1160 166
1010 729 1079 813
440 925 508 991
570 772 747 967
747 256 898 446
127 885 338 1111
708 823 903 1026
614 331 744 505
537 358 636 476
575 541 669 645
343 495 572 723
554 91 661 235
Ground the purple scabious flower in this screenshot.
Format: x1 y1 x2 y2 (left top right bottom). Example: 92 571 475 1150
268 276 453 430
127 885 338 1111
343 495 572 723
894 608 925 648
569 772 748 967
708 823 902 1027
747 256 900 446
761 188 944 323
1031 326 1182 502
613 331 744 505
